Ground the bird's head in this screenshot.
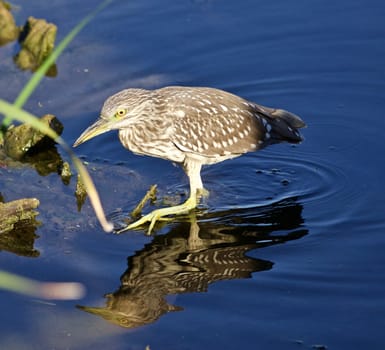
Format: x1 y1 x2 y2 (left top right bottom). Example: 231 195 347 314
73 88 150 147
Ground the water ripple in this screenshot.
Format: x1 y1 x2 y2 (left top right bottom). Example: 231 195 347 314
201 147 359 228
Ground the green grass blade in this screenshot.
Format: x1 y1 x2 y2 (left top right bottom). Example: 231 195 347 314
0 270 85 300
2 0 114 127
0 99 114 232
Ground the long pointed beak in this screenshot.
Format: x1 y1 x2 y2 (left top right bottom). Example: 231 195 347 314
73 118 113 147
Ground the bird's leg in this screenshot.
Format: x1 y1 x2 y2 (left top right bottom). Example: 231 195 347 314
194 170 209 202
185 159 209 199
197 187 209 198
116 159 203 235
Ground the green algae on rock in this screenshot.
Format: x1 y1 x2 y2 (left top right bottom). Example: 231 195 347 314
75 174 87 211
3 114 63 160
0 198 40 258
0 1 19 46
0 197 40 234
60 161 72 185
14 16 57 76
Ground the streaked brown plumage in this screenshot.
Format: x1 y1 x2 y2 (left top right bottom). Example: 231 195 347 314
73 86 306 233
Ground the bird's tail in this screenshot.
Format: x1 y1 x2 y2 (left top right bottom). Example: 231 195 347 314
260 107 306 144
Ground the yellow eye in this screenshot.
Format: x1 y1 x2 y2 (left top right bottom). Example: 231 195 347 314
115 108 126 118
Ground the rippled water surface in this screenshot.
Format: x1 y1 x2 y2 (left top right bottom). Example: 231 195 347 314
1 0 385 349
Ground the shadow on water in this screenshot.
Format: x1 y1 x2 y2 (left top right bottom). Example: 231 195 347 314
77 197 307 328
0 218 40 257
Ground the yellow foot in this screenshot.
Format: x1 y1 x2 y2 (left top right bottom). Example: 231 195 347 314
116 196 197 235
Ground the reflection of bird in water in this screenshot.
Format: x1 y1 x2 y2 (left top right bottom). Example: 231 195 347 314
73 86 305 233
77 198 307 328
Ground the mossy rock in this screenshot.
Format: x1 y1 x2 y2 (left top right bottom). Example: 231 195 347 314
14 16 57 75
0 1 19 45
3 114 64 160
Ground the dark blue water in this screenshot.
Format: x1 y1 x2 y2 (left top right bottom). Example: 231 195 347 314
1 0 385 349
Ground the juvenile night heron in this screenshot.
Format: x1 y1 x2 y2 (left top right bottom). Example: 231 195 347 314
73 86 306 233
